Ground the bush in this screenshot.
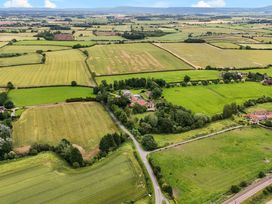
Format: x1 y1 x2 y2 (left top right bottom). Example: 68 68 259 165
7 82 14 89
4 100 14 109
141 135 158 151
239 181 248 188
71 81 77 86
231 185 241 194
259 171 266 178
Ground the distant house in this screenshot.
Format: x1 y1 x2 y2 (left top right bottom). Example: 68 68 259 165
263 79 272 86
246 111 272 123
53 34 74 41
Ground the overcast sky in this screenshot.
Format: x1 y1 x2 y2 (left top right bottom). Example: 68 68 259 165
1 0 272 9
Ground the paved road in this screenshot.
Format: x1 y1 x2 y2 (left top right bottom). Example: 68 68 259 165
151 125 244 154
105 107 169 204
223 176 272 204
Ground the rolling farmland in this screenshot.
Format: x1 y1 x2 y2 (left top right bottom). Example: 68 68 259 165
163 82 272 115
15 40 96 47
0 45 70 53
0 144 148 204
13 102 119 150
0 49 94 87
150 127 272 204
86 43 192 75
156 43 272 68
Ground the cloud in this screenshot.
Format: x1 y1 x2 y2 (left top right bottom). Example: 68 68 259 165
153 1 170 8
4 0 32 8
44 0 56 8
192 0 226 7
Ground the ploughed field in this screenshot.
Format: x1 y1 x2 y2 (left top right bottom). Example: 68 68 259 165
0 49 95 87
12 102 119 151
163 82 272 115
86 43 193 75
8 87 94 107
150 127 272 204
0 144 148 204
156 43 272 69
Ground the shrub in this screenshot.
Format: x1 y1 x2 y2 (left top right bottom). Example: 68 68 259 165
4 100 14 109
7 82 14 89
141 135 158 151
231 185 241 194
259 171 266 178
71 81 77 86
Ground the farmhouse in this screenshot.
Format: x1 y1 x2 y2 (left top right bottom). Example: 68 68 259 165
246 111 272 123
54 34 74 41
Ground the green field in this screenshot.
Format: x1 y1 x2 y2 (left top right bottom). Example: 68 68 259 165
150 127 272 203
245 103 272 113
9 87 94 107
0 53 41 67
15 40 96 47
0 49 94 87
0 45 70 53
13 102 119 150
96 70 220 84
0 144 148 204
153 119 238 147
156 43 272 69
163 82 272 115
240 44 272 49
211 42 240 49
240 67 272 76
86 43 192 75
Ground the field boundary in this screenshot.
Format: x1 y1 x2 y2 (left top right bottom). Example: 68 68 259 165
152 43 198 69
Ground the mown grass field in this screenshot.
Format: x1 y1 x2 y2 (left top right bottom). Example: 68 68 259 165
86 43 192 75
240 44 272 49
96 70 220 84
210 42 240 49
153 119 238 147
13 102 119 150
245 103 272 113
0 45 70 53
156 43 272 68
0 144 148 204
150 127 272 204
9 87 94 107
15 40 96 47
163 82 272 115
0 49 94 87
0 53 41 67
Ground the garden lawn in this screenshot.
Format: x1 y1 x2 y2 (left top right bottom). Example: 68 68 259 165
150 127 272 204
86 43 192 75
96 70 220 84
13 102 119 150
9 87 94 107
156 43 272 69
0 53 41 67
0 144 148 204
153 119 238 147
0 49 95 87
15 40 96 47
163 82 272 115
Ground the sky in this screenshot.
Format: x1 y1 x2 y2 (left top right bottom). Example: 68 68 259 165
1 0 272 9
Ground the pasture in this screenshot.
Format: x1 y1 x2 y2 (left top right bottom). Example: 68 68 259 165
156 43 272 68
153 119 238 147
163 82 272 115
150 127 272 204
245 103 272 113
13 102 119 150
86 43 192 75
0 49 95 87
15 40 96 47
0 45 70 53
9 87 94 107
0 144 148 204
96 70 220 84
0 53 41 67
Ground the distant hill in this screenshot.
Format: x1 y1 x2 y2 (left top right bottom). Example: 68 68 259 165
0 6 271 15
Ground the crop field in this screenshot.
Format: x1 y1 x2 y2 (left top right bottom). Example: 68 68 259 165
0 42 7 47
0 49 94 87
201 35 259 44
240 44 272 49
0 53 41 67
96 70 220 84
13 102 119 150
0 144 148 204
156 43 272 69
210 42 240 49
9 87 94 107
86 43 192 75
255 36 272 43
150 127 272 204
0 33 36 41
0 45 70 53
153 119 238 147
163 82 272 115
15 40 96 47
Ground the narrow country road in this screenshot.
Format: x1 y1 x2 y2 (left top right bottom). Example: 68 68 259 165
151 125 244 154
223 176 272 204
105 106 169 204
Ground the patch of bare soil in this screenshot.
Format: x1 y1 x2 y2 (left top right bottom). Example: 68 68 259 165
14 145 31 155
72 144 100 160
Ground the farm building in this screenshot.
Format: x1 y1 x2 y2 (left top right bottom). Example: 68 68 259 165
0 106 6 113
54 34 74 41
246 111 272 123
